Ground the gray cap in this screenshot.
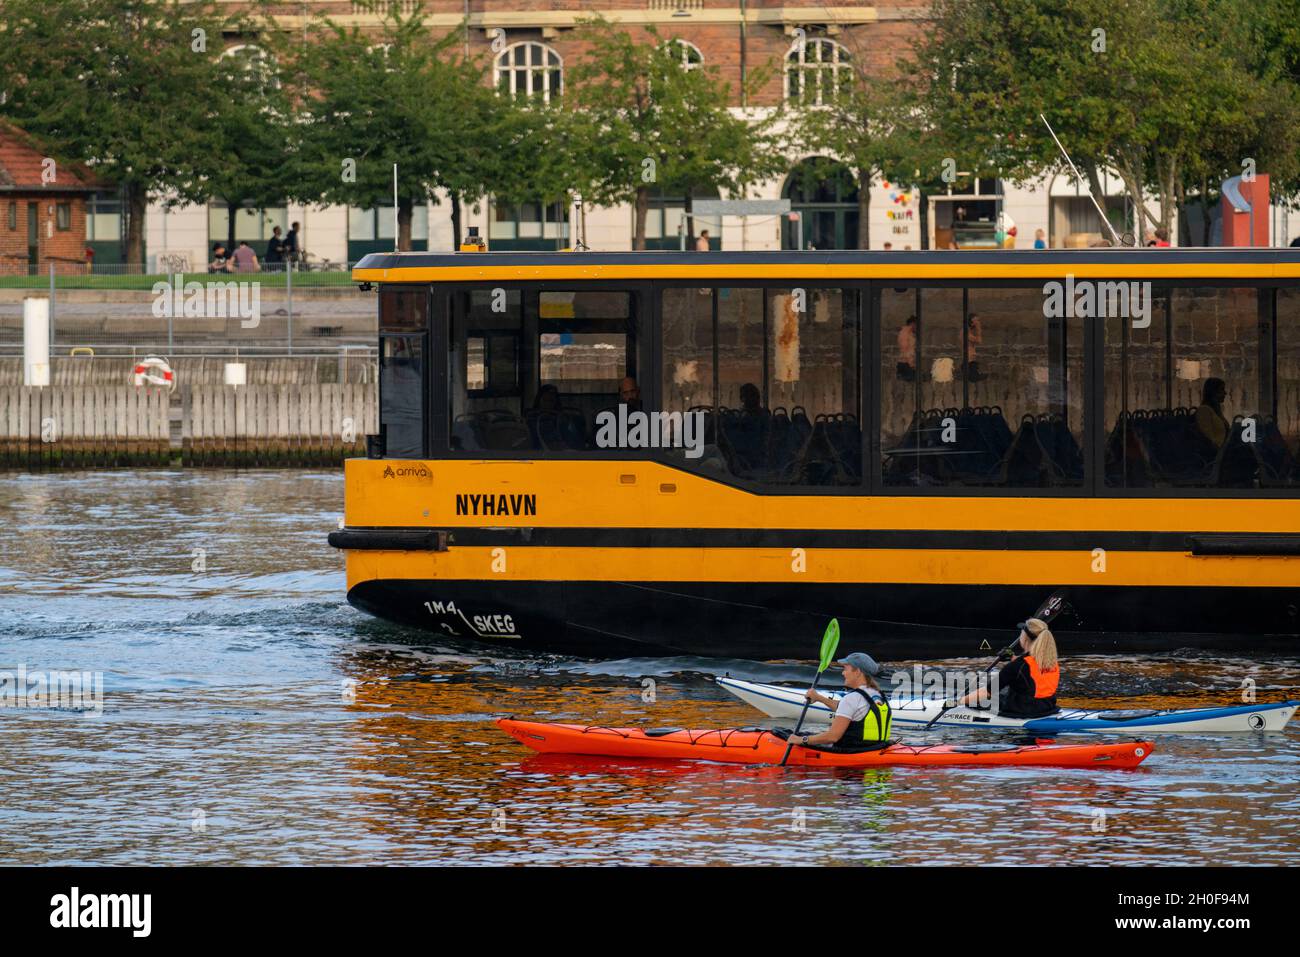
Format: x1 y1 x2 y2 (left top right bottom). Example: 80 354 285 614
838 652 882 677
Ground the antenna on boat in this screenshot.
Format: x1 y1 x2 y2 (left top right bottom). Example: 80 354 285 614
393 163 399 253
1039 114 1125 247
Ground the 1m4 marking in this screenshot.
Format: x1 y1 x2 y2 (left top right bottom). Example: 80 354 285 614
424 600 519 639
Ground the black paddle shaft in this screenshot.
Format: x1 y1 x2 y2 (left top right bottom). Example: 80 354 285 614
937 589 1070 727
779 671 826 767
986 588 1070 672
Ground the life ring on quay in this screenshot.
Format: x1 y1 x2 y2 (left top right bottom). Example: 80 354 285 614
131 356 175 391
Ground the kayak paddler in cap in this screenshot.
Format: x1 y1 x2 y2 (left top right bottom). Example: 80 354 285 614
947 617 1061 718
787 652 893 751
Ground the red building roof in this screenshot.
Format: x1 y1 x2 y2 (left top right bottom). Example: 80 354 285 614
0 120 104 192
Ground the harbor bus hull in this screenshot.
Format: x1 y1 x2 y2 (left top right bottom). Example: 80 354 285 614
334 459 1300 658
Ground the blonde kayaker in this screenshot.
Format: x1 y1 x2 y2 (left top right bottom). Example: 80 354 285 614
949 618 1060 718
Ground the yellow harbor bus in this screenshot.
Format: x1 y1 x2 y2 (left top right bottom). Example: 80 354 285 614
329 249 1300 658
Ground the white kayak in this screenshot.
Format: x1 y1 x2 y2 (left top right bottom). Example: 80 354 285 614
716 676 1299 734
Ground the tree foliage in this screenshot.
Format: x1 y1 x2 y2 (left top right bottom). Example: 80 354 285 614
564 19 784 249
906 0 1300 242
0 0 266 264
295 4 501 250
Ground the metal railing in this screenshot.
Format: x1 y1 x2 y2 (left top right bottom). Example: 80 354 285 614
0 262 376 356
0 349 378 387
0 259 359 290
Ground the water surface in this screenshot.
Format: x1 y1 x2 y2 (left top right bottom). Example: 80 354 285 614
1 471 1296 865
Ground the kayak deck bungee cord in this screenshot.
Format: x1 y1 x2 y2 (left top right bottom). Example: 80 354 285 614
497 718 1155 769
716 676 1300 734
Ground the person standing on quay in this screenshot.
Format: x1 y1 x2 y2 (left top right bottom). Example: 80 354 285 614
265 226 285 270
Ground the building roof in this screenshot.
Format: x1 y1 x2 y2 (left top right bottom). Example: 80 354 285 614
0 120 103 193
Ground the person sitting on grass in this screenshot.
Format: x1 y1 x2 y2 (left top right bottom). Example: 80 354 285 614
208 244 232 274
230 240 260 273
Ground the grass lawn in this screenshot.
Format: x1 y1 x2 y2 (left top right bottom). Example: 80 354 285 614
0 270 356 290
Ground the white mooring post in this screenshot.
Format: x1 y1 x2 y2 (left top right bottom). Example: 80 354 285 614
23 297 51 387
286 260 293 356
48 263 56 349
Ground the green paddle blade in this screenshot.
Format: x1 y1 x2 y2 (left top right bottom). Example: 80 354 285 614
818 619 841 672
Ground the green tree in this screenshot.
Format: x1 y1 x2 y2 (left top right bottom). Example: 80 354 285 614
1169 0 1300 242
873 92 969 250
565 20 783 250
195 41 303 256
907 0 1300 243
296 3 499 251
792 28 956 250
0 0 261 265
481 98 588 249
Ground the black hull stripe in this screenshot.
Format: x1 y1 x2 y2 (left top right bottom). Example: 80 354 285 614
346 579 1300 657
332 526 1300 554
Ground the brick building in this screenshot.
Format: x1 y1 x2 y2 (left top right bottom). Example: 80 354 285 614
0 120 104 275
142 2 1298 267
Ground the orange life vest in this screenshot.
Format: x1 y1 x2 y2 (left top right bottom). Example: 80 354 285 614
1025 655 1060 698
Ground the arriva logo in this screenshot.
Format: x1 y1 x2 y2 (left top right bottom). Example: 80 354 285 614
382 465 431 479
1043 274 1151 328
594 404 705 459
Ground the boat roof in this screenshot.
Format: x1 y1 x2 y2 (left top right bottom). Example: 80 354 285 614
353 248 1300 283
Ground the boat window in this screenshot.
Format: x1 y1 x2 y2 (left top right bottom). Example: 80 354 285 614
881 284 1085 489
379 335 425 457
375 287 429 458
658 286 861 487
378 288 428 333
449 287 640 453
1105 286 1265 489
1276 288 1300 489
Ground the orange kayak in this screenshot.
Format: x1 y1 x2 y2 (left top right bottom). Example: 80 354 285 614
497 719 1154 769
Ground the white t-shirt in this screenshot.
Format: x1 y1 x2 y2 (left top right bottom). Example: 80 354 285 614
835 687 879 722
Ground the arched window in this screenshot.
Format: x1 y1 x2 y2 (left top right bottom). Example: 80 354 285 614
221 43 279 88
784 37 851 105
495 42 563 102
782 157 861 250
366 43 397 73
661 39 703 71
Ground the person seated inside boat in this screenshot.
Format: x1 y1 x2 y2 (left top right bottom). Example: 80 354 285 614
618 376 643 413
949 618 1060 718
786 652 892 751
1195 377 1230 450
533 383 561 412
